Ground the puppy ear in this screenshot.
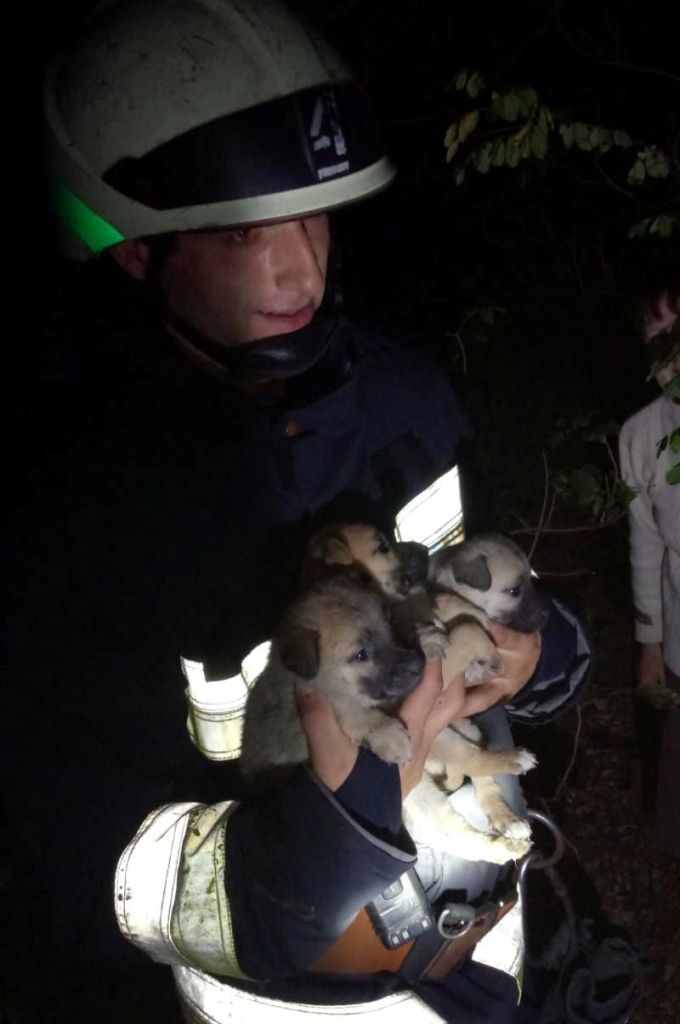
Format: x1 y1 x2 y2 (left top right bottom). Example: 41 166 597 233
279 625 320 679
454 552 491 591
320 536 353 566
437 549 492 592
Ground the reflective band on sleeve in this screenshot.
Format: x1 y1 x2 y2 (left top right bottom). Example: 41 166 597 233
182 641 270 761
173 964 448 1023
471 893 524 983
171 802 250 979
114 801 247 978
395 466 464 553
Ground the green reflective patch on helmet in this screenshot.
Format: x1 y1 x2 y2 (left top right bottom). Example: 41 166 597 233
51 181 125 252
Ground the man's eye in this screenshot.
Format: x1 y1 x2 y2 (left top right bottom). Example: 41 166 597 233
376 536 390 554
353 648 370 663
224 227 251 245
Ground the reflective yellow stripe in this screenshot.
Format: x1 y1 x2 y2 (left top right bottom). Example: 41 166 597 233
171 802 251 979
182 642 270 761
174 964 449 1022
395 465 464 552
471 895 524 982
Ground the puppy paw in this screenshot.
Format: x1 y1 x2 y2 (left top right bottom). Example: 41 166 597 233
488 808 532 842
490 833 533 861
508 748 538 775
465 651 504 684
416 619 448 661
368 719 413 764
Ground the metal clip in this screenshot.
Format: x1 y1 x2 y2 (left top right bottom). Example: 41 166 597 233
437 902 477 939
517 808 565 892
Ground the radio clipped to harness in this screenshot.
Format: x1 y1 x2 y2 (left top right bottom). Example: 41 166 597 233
365 868 435 949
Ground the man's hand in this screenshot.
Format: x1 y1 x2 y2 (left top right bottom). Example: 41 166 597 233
297 624 542 797
458 623 541 718
296 688 358 792
637 642 666 688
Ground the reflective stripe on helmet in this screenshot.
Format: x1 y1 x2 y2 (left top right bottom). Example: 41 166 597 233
394 466 464 553
51 180 125 254
173 964 448 1023
115 800 247 978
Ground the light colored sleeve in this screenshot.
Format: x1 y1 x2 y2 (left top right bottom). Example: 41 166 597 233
618 416 664 645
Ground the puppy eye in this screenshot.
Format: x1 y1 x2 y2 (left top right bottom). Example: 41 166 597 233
506 586 521 598
353 648 370 663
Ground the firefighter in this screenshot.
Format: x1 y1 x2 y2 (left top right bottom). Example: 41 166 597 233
3 1 592 1021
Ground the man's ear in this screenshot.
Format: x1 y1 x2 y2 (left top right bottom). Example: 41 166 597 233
109 239 150 282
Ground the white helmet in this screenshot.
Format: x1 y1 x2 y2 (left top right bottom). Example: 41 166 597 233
45 0 396 260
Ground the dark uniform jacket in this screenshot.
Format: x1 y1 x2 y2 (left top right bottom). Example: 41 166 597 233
0 315 590 1018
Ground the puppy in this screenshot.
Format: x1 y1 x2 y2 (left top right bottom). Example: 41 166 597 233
239 569 425 787
306 523 543 862
303 521 429 599
418 532 549 855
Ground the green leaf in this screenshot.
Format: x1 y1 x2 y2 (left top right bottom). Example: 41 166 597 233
530 127 548 160
454 167 466 186
666 462 680 485
628 216 654 238
445 139 460 162
657 214 674 238
559 123 575 149
476 144 492 174
502 91 520 122
444 122 458 148
663 375 680 400
670 428 680 453
596 128 613 153
491 139 506 166
455 70 468 91
574 123 593 151
515 87 538 117
506 135 521 167
627 159 646 185
467 71 485 99
458 109 479 143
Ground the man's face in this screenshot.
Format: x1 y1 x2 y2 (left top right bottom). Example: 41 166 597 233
155 214 330 348
642 291 680 394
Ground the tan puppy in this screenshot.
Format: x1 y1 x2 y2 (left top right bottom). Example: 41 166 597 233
240 569 425 788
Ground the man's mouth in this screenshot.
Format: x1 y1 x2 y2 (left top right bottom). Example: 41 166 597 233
258 303 315 334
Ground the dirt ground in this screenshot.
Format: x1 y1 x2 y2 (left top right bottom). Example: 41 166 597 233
517 523 680 1024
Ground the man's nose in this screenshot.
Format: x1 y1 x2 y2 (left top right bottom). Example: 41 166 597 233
270 219 327 296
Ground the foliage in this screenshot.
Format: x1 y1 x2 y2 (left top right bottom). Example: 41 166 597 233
544 410 635 525
656 425 680 485
445 303 506 374
509 409 635 556
443 69 678 240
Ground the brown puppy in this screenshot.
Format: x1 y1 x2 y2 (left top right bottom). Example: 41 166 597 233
239 569 425 788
